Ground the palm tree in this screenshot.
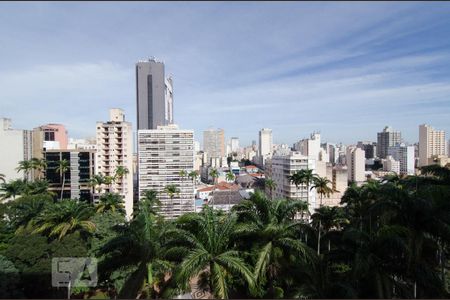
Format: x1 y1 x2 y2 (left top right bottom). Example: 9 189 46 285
104 175 115 193
100 201 175 298
96 193 126 215
89 174 106 194
311 206 348 252
30 158 47 180
226 171 235 183
33 200 96 240
16 160 33 181
166 206 255 299
0 173 5 183
21 179 53 197
164 184 180 206
209 168 219 185
265 178 277 200
232 190 313 298
310 176 333 254
179 170 188 182
0 179 25 201
289 169 317 219
56 159 70 201
188 171 199 188
114 166 129 194
135 190 162 216
7 194 53 234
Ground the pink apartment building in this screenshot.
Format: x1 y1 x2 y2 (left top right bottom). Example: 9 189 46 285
35 123 68 149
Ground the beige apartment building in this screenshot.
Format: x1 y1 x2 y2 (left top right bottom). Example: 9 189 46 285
419 124 447 167
346 146 366 184
96 108 134 219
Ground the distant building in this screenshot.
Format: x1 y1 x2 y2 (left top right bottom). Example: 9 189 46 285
203 128 225 161
357 141 377 159
377 126 402 159
388 143 415 175
43 149 95 201
138 124 195 219
96 108 134 219
230 137 240 153
346 146 366 183
419 124 446 167
136 58 173 130
383 156 401 174
322 142 339 164
294 132 321 161
258 128 273 166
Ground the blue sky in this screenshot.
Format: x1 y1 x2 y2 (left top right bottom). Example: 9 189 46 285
1 2 450 147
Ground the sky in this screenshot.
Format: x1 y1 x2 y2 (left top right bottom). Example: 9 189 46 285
1 2 450 147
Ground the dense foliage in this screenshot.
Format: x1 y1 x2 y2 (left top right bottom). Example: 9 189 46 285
0 165 449 299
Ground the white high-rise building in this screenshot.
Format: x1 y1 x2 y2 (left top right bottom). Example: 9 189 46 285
230 137 240 153
268 151 316 215
294 132 321 161
419 124 446 167
346 146 366 183
0 118 40 182
203 128 225 161
138 124 195 219
96 109 134 219
388 143 415 175
258 128 273 166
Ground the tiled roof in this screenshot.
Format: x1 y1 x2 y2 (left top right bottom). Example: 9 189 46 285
209 190 251 205
197 182 240 192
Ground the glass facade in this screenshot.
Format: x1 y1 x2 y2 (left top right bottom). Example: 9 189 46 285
43 150 94 202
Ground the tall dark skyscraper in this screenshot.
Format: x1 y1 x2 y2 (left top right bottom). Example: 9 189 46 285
136 58 173 130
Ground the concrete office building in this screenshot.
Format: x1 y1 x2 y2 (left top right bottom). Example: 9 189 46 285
138 124 195 219
419 124 447 167
136 58 174 130
346 146 366 183
44 149 95 201
268 151 316 215
357 141 377 159
203 128 225 161
0 118 42 182
377 126 402 159
96 108 134 219
388 143 415 175
258 128 273 166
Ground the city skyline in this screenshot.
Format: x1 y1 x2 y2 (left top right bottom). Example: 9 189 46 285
1 2 450 145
